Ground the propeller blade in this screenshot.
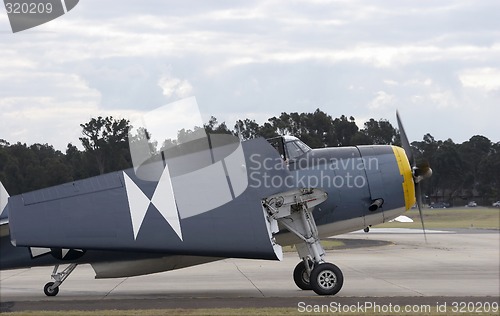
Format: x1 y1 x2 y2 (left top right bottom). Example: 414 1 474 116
397 110 430 242
396 110 414 166
415 182 427 243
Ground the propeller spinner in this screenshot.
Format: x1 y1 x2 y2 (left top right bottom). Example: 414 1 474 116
396 111 433 241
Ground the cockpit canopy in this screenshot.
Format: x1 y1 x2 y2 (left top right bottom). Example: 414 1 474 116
267 136 311 160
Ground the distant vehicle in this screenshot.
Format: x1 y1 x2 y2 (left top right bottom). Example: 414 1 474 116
430 202 449 209
492 201 500 208
466 201 477 207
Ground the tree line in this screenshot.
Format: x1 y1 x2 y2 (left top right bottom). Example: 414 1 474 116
0 109 498 204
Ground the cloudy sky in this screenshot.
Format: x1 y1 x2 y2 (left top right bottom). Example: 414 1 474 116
1 0 499 150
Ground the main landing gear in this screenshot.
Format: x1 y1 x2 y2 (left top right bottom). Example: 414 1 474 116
263 188 344 296
43 263 78 296
292 260 343 295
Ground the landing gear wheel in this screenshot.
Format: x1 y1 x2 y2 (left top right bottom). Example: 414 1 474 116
310 263 343 296
293 260 313 290
44 282 59 297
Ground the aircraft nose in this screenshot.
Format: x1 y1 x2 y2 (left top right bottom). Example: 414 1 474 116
392 146 416 210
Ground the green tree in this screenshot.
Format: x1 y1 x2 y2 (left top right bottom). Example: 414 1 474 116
1 110 498 204
65 143 91 181
204 116 232 135
476 141 500 199
302 109 336 148
268 112 306 137
0 142 72 194
411 134 440 200
361 118 397 145
79 116 132 175
268 109 337 148
431 139 464 201
235 119 260 140
331 115 358 146
458 135 492 197
257 122 279 139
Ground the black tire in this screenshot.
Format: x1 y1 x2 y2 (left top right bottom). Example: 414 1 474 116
293 260 313 290
44 282 59 297
310 263 343 296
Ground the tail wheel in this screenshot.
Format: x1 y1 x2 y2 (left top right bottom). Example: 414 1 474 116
43 282 59 297
310 263 343 296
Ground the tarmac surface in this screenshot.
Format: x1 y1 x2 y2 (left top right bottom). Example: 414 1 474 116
1 228 499 312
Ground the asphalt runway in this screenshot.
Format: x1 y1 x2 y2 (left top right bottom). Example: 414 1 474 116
1 228 499 312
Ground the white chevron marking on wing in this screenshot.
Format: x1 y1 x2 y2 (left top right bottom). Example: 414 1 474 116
151 165 183 241
123 172 151 240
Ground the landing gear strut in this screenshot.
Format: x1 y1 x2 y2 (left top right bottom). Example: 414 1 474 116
43 263 78 296
263 188 344 296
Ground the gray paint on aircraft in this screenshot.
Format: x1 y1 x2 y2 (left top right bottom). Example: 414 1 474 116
2 138 408 274
8 138 288 260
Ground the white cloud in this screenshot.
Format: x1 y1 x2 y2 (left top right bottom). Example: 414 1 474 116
368 91 395 110
158 74 194 99
429 90 458 109
383 79 398 86
348 84 364 91
0 97 99 150
0 49 37 70
0 71 144 149
406 78 433 86
1 0 499 149
459 68 500 91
